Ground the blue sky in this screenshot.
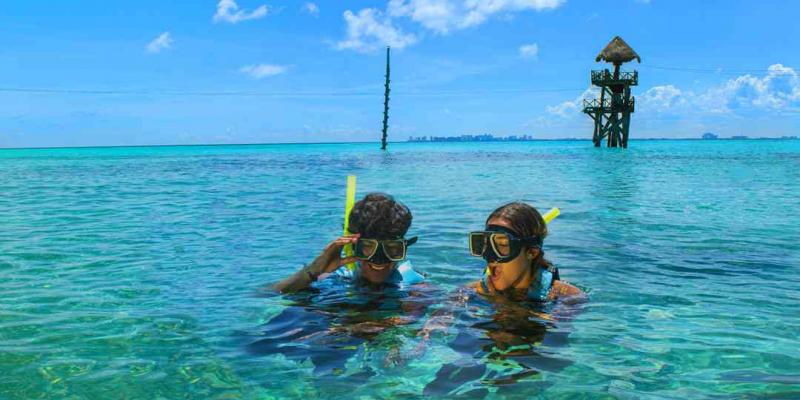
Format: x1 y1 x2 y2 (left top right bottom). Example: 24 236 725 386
0 0 798 147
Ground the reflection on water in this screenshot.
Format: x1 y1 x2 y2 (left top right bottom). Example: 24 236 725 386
246 278 443 377
248 275 583 398
423 292 581 397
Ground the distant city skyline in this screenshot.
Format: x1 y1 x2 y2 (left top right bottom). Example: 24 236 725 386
408 134 537 142
0 1 798 148
409 132 799 143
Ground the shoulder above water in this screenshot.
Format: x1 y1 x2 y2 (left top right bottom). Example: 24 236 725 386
548 280 584 300
472 278 585 302
394 260 426 285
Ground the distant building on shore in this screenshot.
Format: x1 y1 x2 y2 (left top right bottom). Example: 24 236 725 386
702 132 718 140
407 134 536 142
730 135 749 140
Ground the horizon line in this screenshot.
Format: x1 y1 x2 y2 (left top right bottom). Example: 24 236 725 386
1 136 798 151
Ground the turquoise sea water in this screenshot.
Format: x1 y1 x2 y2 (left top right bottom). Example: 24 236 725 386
1 140 799 399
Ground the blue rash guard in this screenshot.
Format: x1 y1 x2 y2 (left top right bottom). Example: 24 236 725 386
332 260 426 286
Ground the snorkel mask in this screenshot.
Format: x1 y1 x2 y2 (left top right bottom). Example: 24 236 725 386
354 236 418 265
468 225 542 263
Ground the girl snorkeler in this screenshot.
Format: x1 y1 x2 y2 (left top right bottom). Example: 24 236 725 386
417 203 584 395
468 202 583 301
419 201 584 343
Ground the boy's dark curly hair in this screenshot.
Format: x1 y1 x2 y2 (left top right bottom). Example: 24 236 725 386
348 193 412 239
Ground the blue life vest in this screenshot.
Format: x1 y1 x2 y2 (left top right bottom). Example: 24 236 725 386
481 265 555 302
333 260 426 286
528 266 555 301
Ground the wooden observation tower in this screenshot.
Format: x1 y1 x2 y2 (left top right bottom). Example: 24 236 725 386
583 36 640 148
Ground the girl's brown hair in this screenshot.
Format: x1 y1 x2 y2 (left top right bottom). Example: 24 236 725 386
486 202 557 277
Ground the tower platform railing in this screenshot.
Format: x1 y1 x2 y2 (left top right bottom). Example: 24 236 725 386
582 97 635 113
590 70 638 86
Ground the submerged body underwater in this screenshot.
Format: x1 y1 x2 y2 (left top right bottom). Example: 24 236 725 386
249 275 582 398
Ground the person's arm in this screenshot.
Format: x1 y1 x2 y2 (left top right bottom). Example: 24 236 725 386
273 235 359 293
549 280 586 303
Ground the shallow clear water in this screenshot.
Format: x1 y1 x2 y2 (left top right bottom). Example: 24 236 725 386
1 140 799 399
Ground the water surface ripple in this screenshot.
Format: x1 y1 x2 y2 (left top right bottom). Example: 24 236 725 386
1 141 798 399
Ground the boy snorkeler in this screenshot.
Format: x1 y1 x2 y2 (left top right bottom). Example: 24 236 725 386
274 192 425 293
255 193 430 372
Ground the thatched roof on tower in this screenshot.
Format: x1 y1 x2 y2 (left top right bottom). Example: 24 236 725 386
595 36 641 64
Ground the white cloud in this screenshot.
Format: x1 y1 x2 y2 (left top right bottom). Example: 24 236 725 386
335 8 417 53
145 32 173 54
698 64 800 113
303 2 319 17
213 0 268 24
387 0 564 34
546 87 598 117
335 0 563 52
545 63 800 119
519 43 539 59
239 64 288 79
639 85 685 110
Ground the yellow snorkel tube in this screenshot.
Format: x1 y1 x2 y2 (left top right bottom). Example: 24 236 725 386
483 207 560 277
343 175 357 271
542 207 560 224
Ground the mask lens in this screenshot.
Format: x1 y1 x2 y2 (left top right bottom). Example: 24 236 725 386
383 240 406 261
491 233 512 257
469 232 488 257
355 239 378 260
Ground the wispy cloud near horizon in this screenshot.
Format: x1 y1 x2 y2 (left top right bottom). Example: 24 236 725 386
302 2 319 17
145 32 173 54
239 64 288 79
519 43 539 59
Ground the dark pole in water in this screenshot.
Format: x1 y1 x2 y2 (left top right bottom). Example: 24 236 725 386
381 47 391 150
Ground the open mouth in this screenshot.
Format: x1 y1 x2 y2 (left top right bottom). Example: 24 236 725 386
488 264 503 281
366 262 390 271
